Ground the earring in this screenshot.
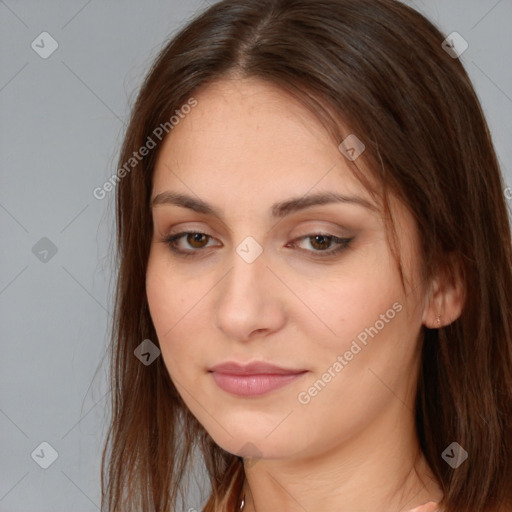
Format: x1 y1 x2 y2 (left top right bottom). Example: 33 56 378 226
436 314 441 329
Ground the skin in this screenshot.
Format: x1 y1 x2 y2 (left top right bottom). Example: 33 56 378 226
145 77 463 511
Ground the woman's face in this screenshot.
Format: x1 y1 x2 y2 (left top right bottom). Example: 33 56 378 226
146 77 427 461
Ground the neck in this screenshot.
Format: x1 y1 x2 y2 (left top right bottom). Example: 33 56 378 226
239 407 442 511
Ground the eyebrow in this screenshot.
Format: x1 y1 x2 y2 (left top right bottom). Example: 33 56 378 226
150 190 377 218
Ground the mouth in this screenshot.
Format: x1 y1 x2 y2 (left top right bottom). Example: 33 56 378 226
208 361 309 397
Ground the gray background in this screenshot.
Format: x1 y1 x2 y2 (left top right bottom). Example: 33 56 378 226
1 1 511 511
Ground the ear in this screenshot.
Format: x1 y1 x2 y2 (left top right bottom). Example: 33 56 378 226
422 255 465 329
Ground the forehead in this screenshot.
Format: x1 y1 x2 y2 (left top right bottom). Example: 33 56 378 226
152 78 370 203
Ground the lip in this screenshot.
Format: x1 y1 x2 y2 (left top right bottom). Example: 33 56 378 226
209 361 306 375
208 361 308 397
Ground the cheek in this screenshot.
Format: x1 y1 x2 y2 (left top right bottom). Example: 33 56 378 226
308 270 421 401
300 249 402 355
292 251 421 414
146 261 174 332
146 248 199 331
146 256 192 373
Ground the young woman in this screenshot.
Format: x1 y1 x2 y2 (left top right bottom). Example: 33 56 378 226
101 1 512 511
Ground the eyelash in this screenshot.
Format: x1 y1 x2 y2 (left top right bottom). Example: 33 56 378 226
161 230 354 258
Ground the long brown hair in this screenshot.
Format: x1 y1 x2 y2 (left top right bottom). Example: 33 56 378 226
101 1 512 510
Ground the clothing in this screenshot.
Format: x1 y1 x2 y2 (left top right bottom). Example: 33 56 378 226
406 502 441 512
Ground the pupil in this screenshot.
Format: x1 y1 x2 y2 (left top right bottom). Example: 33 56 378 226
313 235 331 250
189 233 206 247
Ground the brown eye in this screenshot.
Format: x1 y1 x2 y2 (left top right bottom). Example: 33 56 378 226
290 233 354 258
186 233 210 248
308 234 334 251
163 231 353 259
162 231 218 257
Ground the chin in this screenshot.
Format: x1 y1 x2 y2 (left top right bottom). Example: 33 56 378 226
204 423 301 462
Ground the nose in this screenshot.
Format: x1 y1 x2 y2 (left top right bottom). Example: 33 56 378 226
214 248 286 342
